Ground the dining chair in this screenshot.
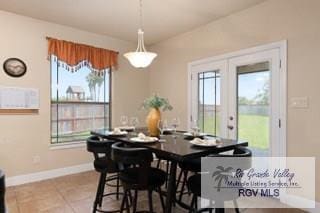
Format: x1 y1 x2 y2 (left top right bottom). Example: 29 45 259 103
0 170 5 213
86 136 124 213
111 142 166 213
176 157 201 203
187 146 252 213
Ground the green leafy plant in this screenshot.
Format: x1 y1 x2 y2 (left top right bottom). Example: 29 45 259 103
142 94 173 111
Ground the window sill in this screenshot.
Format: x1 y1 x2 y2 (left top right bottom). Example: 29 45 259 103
49 141 86 150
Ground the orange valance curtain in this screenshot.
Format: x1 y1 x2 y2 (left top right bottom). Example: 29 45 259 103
47 37 118 75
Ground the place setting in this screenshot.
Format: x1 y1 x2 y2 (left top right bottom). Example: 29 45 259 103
104 127 128 137
117 116 139 132
129 132 159 143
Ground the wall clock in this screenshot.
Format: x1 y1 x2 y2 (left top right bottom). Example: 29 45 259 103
3 58 27 77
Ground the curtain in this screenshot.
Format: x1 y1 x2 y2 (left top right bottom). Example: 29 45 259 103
47 37 118 75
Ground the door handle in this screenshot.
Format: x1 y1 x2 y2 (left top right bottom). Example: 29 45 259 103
227 125 234 130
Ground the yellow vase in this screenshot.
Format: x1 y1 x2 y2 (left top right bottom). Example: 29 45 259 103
146 108 161 137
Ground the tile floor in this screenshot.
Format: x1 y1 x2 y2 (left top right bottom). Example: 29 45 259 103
5 171 306 213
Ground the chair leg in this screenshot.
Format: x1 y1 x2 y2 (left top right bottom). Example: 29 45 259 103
189 194 196 213
156 159 161 168
116 174 120 200
178 170 188 202
165 160 170 188
157 187 165 212
93 173 104 212
176 169 183 188
98 173 107 207
125 190 131 213
148 189 154 213
233 200 240 213
132 190 138 213
120 189 127 213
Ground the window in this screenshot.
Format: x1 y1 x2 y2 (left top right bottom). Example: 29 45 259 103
197 71 221 135
51 57 111 144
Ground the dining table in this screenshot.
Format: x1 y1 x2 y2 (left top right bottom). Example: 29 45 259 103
91 128 248 213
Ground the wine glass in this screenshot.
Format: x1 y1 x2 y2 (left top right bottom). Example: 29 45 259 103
158 119 168 136
191 119 200 136
120 116 128 127
171 117 180 136
130 117 139 134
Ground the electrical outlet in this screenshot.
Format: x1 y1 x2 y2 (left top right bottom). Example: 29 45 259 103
33 156 40 164
290 97 308 108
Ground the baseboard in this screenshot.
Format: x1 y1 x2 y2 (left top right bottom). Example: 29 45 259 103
303 201 320 213
281 193 320 213
6 163 94 187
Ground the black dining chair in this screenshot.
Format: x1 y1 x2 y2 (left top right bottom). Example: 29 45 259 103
111 142 166 213
0 170 5 213
176 157 201 203
187 146 252 213
86 136 124 213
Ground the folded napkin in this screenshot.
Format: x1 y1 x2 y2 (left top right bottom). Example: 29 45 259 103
113 128 122 134
137 132 157 141
191 138 216 146
138 132 147 140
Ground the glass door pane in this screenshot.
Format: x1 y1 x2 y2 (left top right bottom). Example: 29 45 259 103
198 71 221 136
237 62 270 156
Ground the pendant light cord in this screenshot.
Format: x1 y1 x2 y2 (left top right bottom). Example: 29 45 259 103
136 0 146 52
139 0 143 30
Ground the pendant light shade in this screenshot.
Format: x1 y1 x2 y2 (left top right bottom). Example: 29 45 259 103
124 29 157 68
124 0 157 68
124 51 157 68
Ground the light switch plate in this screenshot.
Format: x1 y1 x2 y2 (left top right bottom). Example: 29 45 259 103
290 97 308 108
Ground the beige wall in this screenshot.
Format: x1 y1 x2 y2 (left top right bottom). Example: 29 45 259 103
1 0 320 203
0 10 148 177
148 0 320 200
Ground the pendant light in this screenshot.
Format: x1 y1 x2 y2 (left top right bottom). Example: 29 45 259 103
124 0 157 68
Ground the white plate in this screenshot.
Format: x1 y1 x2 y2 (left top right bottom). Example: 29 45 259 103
189 139 217 147
118 126 135 131
183 132 207 137
106 131 128 136
130 137 158 143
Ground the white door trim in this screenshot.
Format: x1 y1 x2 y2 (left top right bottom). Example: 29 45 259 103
187 40 287 157
188 60 228 137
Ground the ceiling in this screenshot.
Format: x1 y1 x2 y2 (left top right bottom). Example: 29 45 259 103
0 0 265 45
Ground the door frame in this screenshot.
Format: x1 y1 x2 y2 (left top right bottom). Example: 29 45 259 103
187 40 287 157
189 60 228 138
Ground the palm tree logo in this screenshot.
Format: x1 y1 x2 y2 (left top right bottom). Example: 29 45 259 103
212 166 233 191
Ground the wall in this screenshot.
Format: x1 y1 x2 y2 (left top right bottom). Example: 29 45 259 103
149 0 320 201
0 10 149 177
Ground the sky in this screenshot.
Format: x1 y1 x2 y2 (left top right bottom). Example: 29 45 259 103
51 60 109 102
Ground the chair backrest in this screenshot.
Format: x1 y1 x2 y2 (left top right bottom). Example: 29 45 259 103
215 146 252 157
111 142 153 166
209 146 252 171
111 142 153 186
0 170 5 213
86 136 115 159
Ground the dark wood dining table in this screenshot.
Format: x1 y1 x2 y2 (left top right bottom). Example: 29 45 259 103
91 129 248 213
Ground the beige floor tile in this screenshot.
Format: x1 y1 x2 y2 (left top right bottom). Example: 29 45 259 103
59 183 96 203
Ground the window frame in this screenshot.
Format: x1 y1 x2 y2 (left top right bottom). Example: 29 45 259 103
50 57 112 145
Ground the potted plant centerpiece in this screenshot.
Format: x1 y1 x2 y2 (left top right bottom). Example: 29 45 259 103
142 94 173 136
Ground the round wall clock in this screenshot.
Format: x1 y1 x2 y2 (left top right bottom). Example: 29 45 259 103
3 58 27 77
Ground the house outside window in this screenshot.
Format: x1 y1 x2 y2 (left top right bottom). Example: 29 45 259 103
50 59 111 144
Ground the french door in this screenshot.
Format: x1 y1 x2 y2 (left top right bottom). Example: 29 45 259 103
189 46 284 157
